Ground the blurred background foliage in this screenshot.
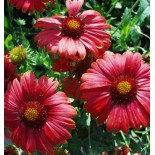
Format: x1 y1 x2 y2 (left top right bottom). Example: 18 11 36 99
4 0 150 154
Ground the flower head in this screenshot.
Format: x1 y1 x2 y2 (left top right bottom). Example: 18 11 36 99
5 72 77 154
4 53 20 92
9 45 27 64
115 146 130 155
143 53 150 63
34 0 111 60
52 55 93 100
8 0 49 13
81 51 150 133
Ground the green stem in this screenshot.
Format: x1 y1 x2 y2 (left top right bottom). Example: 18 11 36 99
7 0 12 27
88 113 92 154
105 0 120 17
146 134 150 148
111 0 140 36
120 131 129 147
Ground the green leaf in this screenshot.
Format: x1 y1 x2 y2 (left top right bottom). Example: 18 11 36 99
86 113 91 127
4 34 13 50
131 0 150 26
14 18 26 26
85 2 93 9
4 16 9 28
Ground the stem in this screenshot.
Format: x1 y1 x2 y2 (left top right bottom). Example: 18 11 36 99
111 0 140 36
120 131 129 147
105 0 120 17
88 113 92 154
147 134 150 148
7 0 12 27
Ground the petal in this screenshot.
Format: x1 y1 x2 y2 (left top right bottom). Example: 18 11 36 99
52 117 76 129
136 92 150 114
43 91 71 106
136 63 150 80
79 35 99 58
33 17 62 29
112 104 122 133
12 124 26 150
82 33 103 48
106 104 118 132
75 39 86 59
97 100 113 124
48 104 77 118
25 128 36 152
66 0 84 16
79 10 101 18
124 51 142 77
120 104 129 133
65 37 77 57
22 0 31 13
20 72 37 101
38 76 59 99
38 130 54 154
34 30 61 45
5 79 23 108
84 95 111 118
58 37 68 55
81 73 111 89
83 15 106 24
126 102 141 130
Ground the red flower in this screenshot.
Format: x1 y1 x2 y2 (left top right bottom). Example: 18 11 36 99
52 56 74 72
4 72 77 154
115 146 130 155
52 55 93 100
34 0 111 60
4 53 20 92
81 51 150 133
51 0 55 7
8 0 49 13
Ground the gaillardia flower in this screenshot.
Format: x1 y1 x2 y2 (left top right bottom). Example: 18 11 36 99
8 0 49 13
52 55 93 100
5 72 77 154
4 53 20 92
115 145 131 155
34 0 111 59
81 51 150 133
9 45 27 64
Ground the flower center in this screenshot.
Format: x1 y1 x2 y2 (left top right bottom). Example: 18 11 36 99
24 108 39 122
110 76 137 103
117 81 131 95
62 17 84 39
75 56 93 79
20 101 47 128
66 19 81 30
9 45 27 64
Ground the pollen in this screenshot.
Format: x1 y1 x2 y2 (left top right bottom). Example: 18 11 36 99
66 19 80 30
62 17 84 38
24 108 39 122
117 81 131 95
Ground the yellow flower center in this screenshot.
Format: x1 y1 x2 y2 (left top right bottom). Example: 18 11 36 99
117 81 131 95
62 17 83 38
24 108 39 122
66 19 81 30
